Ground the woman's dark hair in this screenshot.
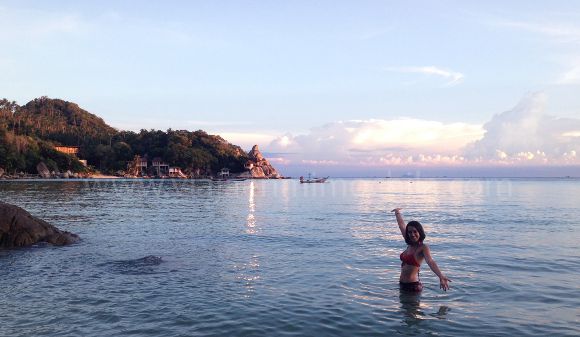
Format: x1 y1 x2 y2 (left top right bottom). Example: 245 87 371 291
405 220 426 245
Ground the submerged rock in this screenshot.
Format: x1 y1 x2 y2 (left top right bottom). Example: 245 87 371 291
0 202 80 249
136 255 163 265
99 255 164 275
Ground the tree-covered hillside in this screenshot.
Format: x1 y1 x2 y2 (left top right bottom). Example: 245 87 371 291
0 97 249 175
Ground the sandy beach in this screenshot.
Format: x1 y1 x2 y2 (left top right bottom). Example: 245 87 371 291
88 173 120 179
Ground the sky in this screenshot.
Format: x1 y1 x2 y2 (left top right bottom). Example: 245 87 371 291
1 0 580 177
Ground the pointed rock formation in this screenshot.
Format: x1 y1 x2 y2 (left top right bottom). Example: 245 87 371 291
0 202 80 249
245 145 282 179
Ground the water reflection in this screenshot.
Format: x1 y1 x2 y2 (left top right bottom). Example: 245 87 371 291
399 291 450 328
399 292 424 323
279 180 291 211
239 181 261 296
433 305 450 319
234 254 261 298
246 181 257 234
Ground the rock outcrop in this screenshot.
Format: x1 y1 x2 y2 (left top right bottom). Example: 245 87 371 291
37 162 51 178
244 145 282 179
0 202 80 249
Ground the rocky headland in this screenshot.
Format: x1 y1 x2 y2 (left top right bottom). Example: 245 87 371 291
0 202 80 249
242 145 282 179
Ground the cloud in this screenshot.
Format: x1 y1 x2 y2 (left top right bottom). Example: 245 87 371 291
266 93 580 169
267 119 483 166
383 66 465 86
464 92 580 165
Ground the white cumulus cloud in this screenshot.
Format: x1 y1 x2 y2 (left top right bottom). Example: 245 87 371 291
267 93 580 169
464 92 580 164
268 119 483 166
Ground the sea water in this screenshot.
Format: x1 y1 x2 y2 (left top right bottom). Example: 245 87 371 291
0 178 579 336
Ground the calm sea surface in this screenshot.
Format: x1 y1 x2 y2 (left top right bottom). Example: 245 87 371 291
1 178 579 336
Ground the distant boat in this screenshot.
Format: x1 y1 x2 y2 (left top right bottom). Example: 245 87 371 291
299 175 329 183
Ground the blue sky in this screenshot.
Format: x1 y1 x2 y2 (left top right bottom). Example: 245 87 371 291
1 1 580 176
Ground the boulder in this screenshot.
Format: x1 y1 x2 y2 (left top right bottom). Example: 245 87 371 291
36 162 51 178
0 167 4 178
0 202 80 249
246 145 282 179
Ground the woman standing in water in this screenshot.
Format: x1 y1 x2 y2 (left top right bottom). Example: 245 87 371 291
392 208 451 292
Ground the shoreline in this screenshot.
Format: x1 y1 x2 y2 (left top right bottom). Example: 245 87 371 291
88 174 120 179
0 175 289 181
0 174 120 180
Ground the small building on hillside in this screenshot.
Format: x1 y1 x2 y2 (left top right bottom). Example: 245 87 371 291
55 146 87 166
55 146 79 156
138 157 148 175
152 157 169 177
169 167 187 178
218 168 230 179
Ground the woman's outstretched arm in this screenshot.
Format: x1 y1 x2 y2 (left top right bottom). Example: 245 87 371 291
422 244 451 291
391 208 406 238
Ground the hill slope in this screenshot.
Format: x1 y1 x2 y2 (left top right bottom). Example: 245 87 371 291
16 97 117 146
0 97 250 176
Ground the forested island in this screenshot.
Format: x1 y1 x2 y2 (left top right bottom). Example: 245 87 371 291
0 97 279 178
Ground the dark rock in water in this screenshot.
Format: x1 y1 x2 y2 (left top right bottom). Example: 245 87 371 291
0 202 80 249
136 255 163 265
99 255 164 275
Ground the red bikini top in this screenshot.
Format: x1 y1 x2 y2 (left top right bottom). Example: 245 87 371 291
400 243 422 267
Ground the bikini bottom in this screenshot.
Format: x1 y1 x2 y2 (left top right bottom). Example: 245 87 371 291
399 281 423 293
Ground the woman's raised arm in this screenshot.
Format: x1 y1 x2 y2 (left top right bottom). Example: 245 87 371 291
391 208 406 238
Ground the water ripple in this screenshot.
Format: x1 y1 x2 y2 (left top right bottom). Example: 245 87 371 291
1 179 580 336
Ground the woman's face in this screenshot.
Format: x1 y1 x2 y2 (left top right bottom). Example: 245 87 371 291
407 226 420 243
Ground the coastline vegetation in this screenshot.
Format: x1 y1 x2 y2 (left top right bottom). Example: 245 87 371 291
0 97 248 176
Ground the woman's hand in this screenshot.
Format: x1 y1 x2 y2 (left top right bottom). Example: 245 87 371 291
439 276 451 291
391 208 403 213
